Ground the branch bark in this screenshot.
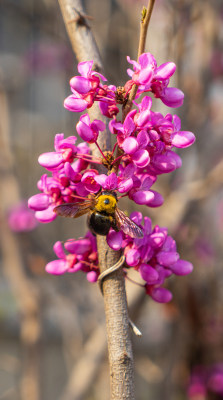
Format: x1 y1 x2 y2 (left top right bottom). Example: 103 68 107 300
58 1 135 398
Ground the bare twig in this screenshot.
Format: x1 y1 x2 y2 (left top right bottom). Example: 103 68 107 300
122 0 156 120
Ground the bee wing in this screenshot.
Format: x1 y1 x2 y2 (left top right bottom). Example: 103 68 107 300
54 199 93 219
115 208 144 238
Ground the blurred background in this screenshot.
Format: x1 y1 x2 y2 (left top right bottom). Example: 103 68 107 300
0 0 223 399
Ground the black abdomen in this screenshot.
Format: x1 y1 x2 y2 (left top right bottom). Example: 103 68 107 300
88 212 112 236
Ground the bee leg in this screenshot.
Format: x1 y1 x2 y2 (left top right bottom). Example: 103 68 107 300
98 255 142 337
111 219 119 232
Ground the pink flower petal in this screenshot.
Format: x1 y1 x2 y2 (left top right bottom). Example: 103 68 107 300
77 60 93 77
131 149 150 167
139 263 159 284
87 271 98 283
157 251 179 266
53 241 66 259
161 87 184 108
149 287 173 303
152 154 177 173
107 230 123 250
28 194 49 211
172 131 196 148
38 152 63 169
76 120 96 143
131 190 155 205
125 249 140 266
105 172 118 190
35 205 57 223
45 259 68 275
65 239 91 254
146 191 164 207
122 137 138 155
94 174 107 187
70 76 92 94
170 260 193 275
154 62 176 80
64 94 88 112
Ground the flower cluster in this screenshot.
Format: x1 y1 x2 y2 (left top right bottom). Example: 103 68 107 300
187 364 223 399
28 134 93 222
29 52 195 302
45 213 193 303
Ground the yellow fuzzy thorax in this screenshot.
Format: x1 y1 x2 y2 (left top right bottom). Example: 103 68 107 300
95 194 117 214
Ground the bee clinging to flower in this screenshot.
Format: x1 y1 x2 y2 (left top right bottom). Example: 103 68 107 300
54 190 144 238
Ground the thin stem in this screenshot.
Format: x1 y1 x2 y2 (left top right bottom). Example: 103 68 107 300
125 275 145 288
137 0 156 59
111 142 118 156
122 0 156 121
95 141 108 160
111 153 124 165
75 155 102 164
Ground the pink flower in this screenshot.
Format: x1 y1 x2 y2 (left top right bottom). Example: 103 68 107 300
8 202 38 232
76 113 106 143
46 232 99 278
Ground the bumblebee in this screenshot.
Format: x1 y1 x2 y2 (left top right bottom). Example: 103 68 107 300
54 190 143 238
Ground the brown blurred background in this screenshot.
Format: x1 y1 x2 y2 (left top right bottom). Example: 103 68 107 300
0 0 223 399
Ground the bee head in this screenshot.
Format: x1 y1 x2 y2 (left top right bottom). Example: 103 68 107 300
95 191 117 214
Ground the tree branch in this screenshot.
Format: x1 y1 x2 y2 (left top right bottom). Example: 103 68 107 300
58 1 136 398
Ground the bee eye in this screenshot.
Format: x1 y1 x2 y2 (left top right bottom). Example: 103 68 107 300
104 199 109 205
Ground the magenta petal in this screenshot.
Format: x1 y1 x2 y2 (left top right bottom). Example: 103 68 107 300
28 194 49 211
122 137 138 155
64 95 88 112
123 114 136 135
94 174 107 187
149 232 166 248
131 149 150 167
138 67 153 84
76 120 95 142
165 150 182 169
157 251 179 266
65 239 91 254
161 87 184 108
130 211 143 225
70 76 91 94
139 263 159 284
150 287 173 303
137 130 150 148
68 262 83 273
78 60 93 76
146 191 164 207
35 205 57 223
118 178 133 193
172 131 196 148
87 271 98 283
125 249 140 267
53 241 66 259
155 62 176 79
132 190 154 205
170 260 193 275
64 162 77 181
105 173 118 190
45 259 68 275
92 119 106 131
107 230 123 250
38 152 63 169
152 154 177 173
